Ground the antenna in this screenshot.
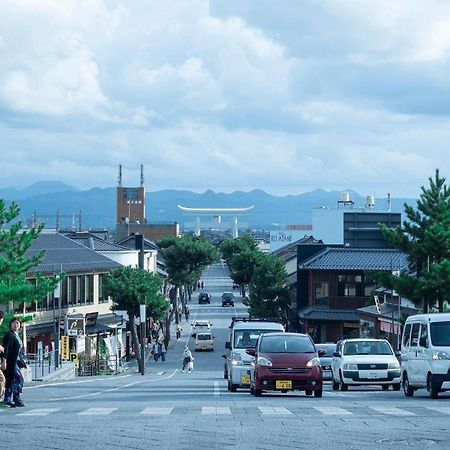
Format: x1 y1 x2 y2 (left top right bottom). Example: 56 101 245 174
140 164 144 187
118 165 122 187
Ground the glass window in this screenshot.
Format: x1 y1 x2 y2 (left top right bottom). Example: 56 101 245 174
259 335 315 353
314 281 328 300
234 329 281 349
430 322 450 346
344 340 393 356
86 275 94 305
98 274 109 303
402 323 412 347
419 323 428 348
315 344 336 355
410 323 420 346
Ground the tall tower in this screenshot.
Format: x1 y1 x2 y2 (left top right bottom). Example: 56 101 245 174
116 164 145 225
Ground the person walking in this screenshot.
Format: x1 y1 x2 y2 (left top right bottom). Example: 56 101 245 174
152 342 160 363
176 324 182 340
201 281 204 289
159 340 167 363
0 310 8 408
184 307 190 322
182 346 194 373
2 317 26 408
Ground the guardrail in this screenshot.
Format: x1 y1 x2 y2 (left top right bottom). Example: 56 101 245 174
27 350 61 381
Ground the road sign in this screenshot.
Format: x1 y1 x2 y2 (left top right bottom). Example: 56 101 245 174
69 352 79 367
61 336 70 360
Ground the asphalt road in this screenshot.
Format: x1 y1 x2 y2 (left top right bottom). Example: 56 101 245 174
2 263 450 449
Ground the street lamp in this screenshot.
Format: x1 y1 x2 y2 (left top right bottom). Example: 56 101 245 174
140 303 146 375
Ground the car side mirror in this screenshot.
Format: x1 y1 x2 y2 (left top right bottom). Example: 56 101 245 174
225 342 231 350
318 349 326 357
333 352 341 358
246 348 256 356
222 354 227 359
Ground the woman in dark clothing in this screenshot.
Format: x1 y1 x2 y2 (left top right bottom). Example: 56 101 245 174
2 317 26 407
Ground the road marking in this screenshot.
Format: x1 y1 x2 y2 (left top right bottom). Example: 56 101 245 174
141 407 173 415
258 406 292 415
314 406 353 416
24 375 131 390
156 371 165 376
214 381 220 397
79 407 118 416
202 406 231 415
370 406 415 416
426 406 450 415
17 408 61 416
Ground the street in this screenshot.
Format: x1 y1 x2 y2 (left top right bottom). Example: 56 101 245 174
2 263 450 450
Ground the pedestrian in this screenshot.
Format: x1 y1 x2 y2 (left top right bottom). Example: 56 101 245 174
159 340 167 363
197 282 201 290
2 316 27 407
185 307 190 322
0 310 7 408
152 342 160 363
176 324 182 340
201 281 204 289
182 346 194 373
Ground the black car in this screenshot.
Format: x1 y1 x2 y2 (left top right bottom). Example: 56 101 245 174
221 292 235 307
198 293 211 304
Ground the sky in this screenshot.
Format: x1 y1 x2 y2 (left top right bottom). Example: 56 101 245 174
1 0 450 198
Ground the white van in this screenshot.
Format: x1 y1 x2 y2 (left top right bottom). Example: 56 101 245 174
400 313 450 399
195 332 214 351
224 318 285 392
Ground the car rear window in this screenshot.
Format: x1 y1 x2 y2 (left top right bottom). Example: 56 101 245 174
344 341 393 356
233 329 281 349
430 322 450 346
196 323 208 327
197 334 211 341
316 344 336 356
259 335 315 353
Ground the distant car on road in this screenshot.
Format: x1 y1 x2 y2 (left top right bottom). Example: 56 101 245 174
331 338 401 391
195 332 214 351
221 292 235 307
315 343 336 381
191 320 212 337
198 292 211 304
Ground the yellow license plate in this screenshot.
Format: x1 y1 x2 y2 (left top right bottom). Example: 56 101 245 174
241 375 251 385
276 380 292 390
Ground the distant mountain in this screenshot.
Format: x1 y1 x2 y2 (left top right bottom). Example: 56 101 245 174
2 182 414 230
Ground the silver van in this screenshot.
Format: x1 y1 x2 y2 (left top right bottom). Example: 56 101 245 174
400 313 450 398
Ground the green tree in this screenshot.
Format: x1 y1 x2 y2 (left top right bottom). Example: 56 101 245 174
103 266 169 373
219 235 257 265
379 170 450 312
0 199 62 339
229 249 260 297
248 252 289 324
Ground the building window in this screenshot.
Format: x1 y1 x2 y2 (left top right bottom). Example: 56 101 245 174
77 275 86 305
61 278 68 308
98 274 109 303
86 275 94 305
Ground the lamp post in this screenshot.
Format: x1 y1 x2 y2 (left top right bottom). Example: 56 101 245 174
53 280 61 369
140 304 146 375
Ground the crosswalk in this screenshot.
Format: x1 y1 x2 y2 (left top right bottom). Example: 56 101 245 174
5 404 450 418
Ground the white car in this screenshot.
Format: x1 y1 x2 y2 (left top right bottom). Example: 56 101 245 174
195 332 214 351
191 320 212 337
331 338 401 391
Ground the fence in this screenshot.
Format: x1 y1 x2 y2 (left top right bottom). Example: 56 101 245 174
77 355 119 376
27 350 60 381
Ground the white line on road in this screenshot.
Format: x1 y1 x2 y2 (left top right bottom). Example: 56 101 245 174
202 406 231 415
17 408 61 416
370 406 415 416
156 371 165 376
79 407 118 416
24 375 132 390
213 381 220 397
313 406 353 416
141 407 173 415
426 406 450 415
258 406 292 415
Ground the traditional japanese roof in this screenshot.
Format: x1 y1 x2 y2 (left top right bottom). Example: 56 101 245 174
357 303 419 321
61 231 131 252
298 248 408 271
298 306 359 322
27 230 122 274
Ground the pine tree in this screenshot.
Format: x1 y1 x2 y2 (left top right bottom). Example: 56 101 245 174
380 170 450 312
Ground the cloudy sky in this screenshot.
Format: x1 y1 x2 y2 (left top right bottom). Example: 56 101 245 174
1 0 449 197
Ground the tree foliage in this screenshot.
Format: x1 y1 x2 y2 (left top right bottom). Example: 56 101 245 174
379 170 450 312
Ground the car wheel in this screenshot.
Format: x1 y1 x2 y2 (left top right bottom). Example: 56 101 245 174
224 367 228 380
382 384 389 390
332 380 339 391
281 390 288 393
339 372 348 391
314 390 323 398
228 380 237 392
392 383 401 391
403 373 415 397
250 385 255 396
427 373 439 399
305 390 313 396
254 388 262 397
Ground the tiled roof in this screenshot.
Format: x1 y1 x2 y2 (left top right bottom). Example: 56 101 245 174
298 248 408 271
27 231 122 274
61 231 129 252
117 234 159 251
272 236 322 257
357 303 419 320
298 306 359 322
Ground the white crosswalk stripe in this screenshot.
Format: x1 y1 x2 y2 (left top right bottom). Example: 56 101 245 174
313 406 353 416
16 408 61 416
141 407 173 415
258 406 292 415
370 406 415 416
201 406 231 415
426 406 450 415
78 407 118 416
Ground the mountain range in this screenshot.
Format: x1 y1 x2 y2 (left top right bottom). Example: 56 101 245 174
0 181 414 230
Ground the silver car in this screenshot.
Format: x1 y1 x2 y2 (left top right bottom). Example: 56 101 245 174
315 343 336 381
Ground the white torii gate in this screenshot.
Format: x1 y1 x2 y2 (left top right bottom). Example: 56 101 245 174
177 205 254 238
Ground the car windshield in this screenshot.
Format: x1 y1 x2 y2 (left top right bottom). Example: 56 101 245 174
316 344 336 356
197 334 211 341
233 329 280 349
259 335 315 353
430 322 450 346
344 341 393 356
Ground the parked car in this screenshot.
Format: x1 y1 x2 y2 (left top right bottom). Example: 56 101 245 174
400 313 450 399
315 343 336 381
222 292 235 307
331 338 401 391
191 320 212 337
195 332 214 351
247 332 324 397
198 292 211 304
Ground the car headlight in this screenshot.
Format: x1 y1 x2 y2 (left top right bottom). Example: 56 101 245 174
343 363 358 370
432 351 450 360
306 357 320 367
231 352 243 365
388 361 400 369
256 356 272 367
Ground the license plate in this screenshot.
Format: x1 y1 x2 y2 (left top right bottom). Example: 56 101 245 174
241 375 250 385
368 372 380 379
275 380 292 389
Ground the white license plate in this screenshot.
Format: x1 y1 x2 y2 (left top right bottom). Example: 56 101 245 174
367 372 380 379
